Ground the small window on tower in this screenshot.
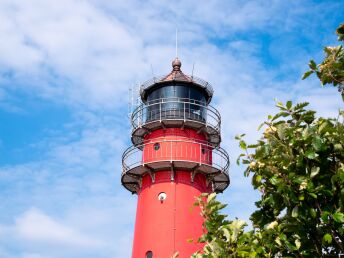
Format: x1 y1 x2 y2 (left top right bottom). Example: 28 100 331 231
158 192 167 201
201 148 206 154
154 143 160 151
146 251 153 258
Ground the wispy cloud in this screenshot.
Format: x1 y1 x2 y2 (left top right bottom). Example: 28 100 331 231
14 208 103 247
0 0 343 257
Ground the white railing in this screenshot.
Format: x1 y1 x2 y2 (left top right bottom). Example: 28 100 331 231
122 138 229 177
131 98 221 134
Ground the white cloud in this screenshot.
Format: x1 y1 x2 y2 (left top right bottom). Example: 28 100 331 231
0 112 134 257
0 201 135 257
1 0 339 112
0 0 145 110
0 0 343 257
14 207 103 248
20 254 45 258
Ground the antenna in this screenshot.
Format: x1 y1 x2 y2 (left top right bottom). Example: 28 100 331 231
135 84 141 106
192 63 195 78
150 64 155 80
175 28 178 58
128 85 133 119
128 83 142 120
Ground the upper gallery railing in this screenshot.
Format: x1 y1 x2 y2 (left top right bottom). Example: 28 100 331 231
131 98 221 135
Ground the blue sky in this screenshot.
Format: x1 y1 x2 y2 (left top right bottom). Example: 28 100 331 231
0 1 343 257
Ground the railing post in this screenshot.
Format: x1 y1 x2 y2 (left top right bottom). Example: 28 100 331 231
159 102 162 122
184 101 186 121
199 143 202 165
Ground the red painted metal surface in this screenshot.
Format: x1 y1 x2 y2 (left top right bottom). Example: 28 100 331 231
131 128 211 258
132 172 210 258
142 129 212 165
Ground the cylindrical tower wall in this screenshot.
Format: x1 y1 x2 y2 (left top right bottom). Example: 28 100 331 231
142 129 212 165
132 127 212 258
132 170 210 258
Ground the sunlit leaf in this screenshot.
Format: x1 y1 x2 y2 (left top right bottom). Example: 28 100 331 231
323 234 332 244
310 167 320 178
292 206 299 218
333 212 344 223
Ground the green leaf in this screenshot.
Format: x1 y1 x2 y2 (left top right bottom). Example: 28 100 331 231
222 227 231 242
309 208 317 218
294 102 309 110
337 23 344 41
309 60 317 70
334 143 343 151
333 212 344 223
308 192 317 199
271 112 287 121
321 211 330 223
310 167 320 178
292 206 299 218
207 193 217 203
242 159 250 165
286 100 292 109
312 137 324 151
253 174 262 186
276 101 287 110
270 176 279 185
239 140 247 150
277 124 286 140
257 122 265 131
305 150 318 159
235 134 245 140
302 70 313 80
275 237 282 246
295 239 301 250
323 233 332 244
236 153 245 165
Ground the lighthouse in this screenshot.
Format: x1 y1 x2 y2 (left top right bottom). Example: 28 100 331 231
122 58 230 258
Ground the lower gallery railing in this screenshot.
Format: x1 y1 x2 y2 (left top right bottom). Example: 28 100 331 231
121 138 230 193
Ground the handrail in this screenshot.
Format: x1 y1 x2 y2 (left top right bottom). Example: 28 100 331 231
131 98 221 134
122 138 230 177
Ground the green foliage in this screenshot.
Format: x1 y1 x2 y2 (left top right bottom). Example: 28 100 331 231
302 23 344 100
193 102 344 257
193 22 344 258
191 193 267 258
238 101 344 257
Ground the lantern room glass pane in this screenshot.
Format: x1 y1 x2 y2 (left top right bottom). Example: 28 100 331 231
147 84 206 103
146 83 207 122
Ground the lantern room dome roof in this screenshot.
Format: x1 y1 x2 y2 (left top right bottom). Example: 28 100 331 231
140 58 214 104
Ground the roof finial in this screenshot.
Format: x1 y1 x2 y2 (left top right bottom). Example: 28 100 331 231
172 57 181 71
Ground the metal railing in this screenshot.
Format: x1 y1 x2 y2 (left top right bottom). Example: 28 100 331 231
140 75 214 98
122 138 229 177
131 98 221 134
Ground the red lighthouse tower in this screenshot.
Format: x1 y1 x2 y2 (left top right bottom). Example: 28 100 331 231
122 58 230 258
